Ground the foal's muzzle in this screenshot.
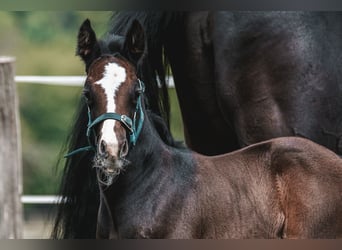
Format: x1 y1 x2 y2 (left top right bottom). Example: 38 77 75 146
97 137 129 160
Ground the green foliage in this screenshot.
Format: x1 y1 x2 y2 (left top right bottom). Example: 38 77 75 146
0 11 184 195
18 84 82 194
11 11 111 44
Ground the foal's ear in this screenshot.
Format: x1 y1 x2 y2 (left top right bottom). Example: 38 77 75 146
76 19 101 71
124 20 146 62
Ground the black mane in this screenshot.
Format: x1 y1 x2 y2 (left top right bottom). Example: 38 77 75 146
52 100 98 238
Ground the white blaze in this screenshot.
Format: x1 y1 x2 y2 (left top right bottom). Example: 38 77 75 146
95 62 126 155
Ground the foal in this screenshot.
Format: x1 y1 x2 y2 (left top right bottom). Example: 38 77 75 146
69 20 342 239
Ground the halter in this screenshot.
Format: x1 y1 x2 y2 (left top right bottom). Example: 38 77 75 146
65 79 145 158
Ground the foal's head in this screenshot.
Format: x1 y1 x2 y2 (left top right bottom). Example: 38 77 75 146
75 19 147 184
84 55 145 183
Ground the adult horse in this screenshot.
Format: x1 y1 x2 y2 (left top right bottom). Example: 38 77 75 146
105 11 342 156
57 20 342 238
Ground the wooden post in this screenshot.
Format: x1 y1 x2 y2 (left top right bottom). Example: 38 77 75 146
0 57 23 238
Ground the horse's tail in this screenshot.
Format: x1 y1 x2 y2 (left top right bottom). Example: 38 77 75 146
51 100 99 238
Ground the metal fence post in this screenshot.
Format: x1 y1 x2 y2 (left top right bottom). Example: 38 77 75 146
0 56 23 239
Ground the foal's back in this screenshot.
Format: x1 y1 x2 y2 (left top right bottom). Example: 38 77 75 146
194 137 342 238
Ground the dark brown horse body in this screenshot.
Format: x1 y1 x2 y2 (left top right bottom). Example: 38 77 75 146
63 20 342 239
97 135 342 239
194 137 342 238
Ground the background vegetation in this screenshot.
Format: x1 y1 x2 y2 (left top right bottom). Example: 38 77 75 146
0 11 184 195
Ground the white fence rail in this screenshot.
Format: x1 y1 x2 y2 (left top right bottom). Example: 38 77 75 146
15 75 175 87
21 195 62 204
15 76 86 86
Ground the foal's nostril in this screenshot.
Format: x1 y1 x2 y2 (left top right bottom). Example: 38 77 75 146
99 140 107 156
120 140 129 157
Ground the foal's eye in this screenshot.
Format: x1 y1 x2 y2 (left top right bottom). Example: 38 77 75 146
134 81 144 95
132 84 141 102
83 89 92 105
133 80 144 100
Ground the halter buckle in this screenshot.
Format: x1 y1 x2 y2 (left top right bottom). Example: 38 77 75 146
120 115 134 134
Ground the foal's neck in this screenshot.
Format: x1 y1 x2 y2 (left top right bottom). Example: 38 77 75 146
121 113 174 183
